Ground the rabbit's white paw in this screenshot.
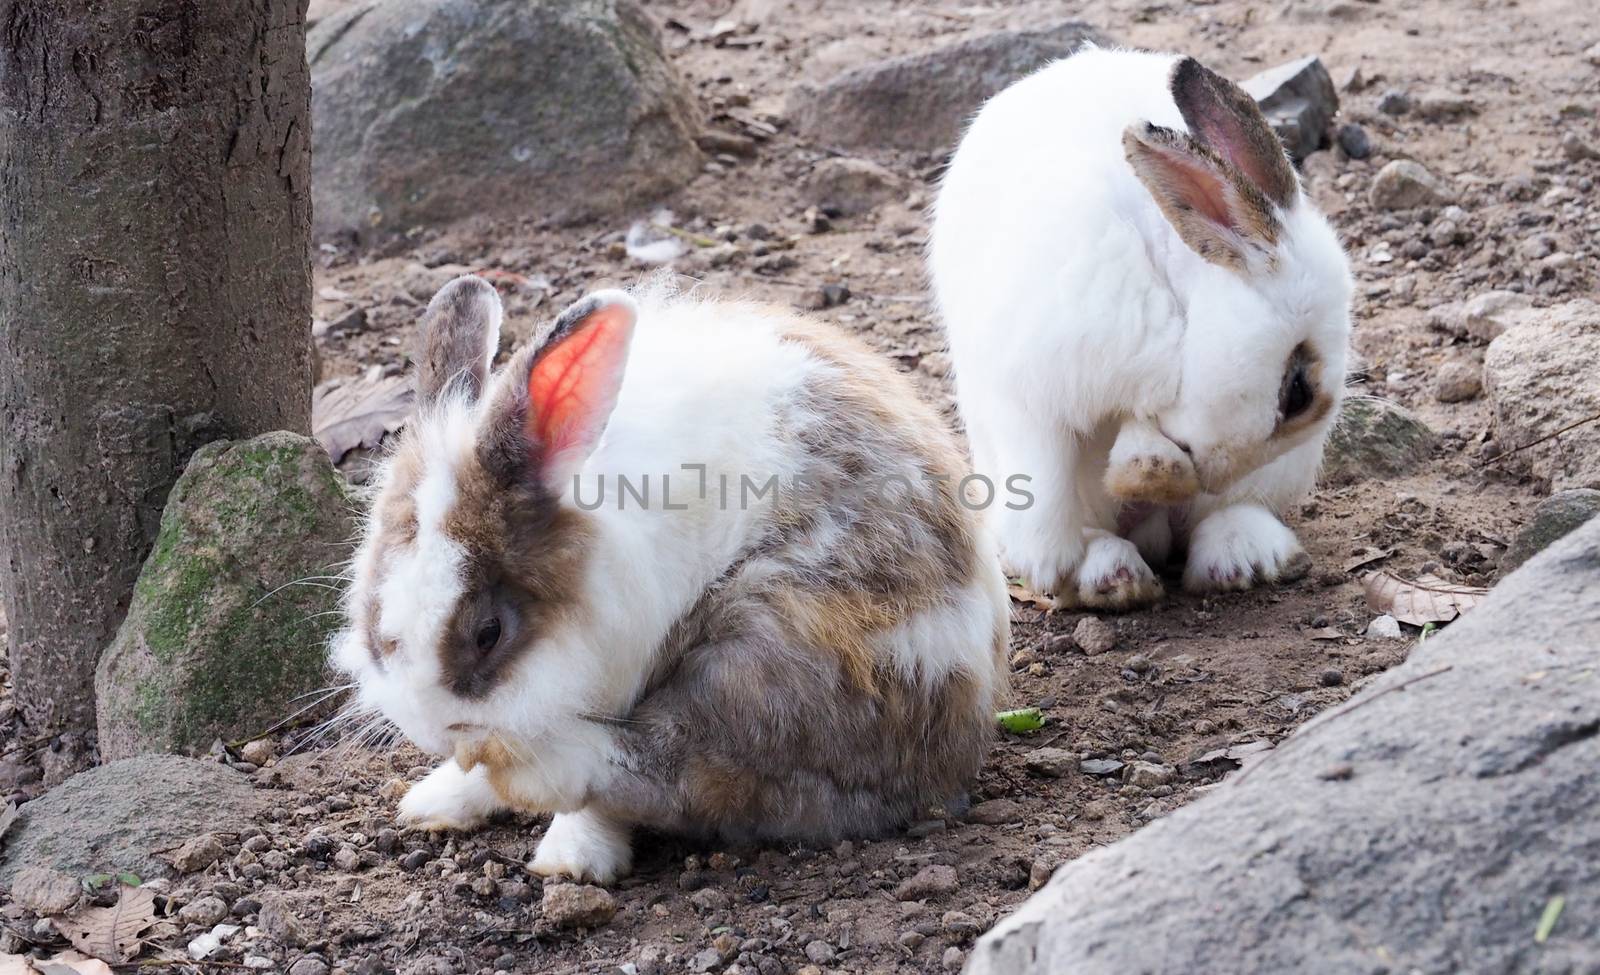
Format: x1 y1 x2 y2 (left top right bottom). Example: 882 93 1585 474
1183 504 1312 593
529 810 633 884
1066 532 1164 610
397 761 500 832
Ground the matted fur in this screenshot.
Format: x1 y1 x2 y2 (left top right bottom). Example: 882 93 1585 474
333 278 1009 874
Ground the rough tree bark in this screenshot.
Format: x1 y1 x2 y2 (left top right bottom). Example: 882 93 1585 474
0 0 312 751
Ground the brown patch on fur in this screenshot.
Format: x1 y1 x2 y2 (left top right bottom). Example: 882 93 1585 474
1171 57 1298 210
415 276 499 406
1123 123 1282 273
770 590 901 696
1104 455 1202 504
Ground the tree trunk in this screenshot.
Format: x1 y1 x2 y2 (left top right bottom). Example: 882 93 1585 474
0 0 312 748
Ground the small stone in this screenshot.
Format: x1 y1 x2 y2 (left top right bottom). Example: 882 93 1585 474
1009 649 1038 670
689 887 731 913
333 846 361 872
180 895 230 928
802 157 904 217
1124 653 1154 674
1366 614 1404 640
804 941 837 965
1241 56 1339 160
13 865 81 915
400 849 430 871
1561 131 1600 162
1028 860 1055 890
898 930 926 950
1369 159 1453 210
258 893 310 947
1323 398 1436 486
289 958 331 975
1072 617 1117 655
966 798 1024 825
374 828 400 854
170 833 227 874
1414 90 1477 121
895 864 959 901
1127 761 1176 790
1376 89 1412 115
302 834 337 861
1433 361 1482 403
942 909 982 939
1079 758 1125 777
1336 122 1371 159
329 307 368 335
942 946 966 971
239 739 275 766
1023 747 1077 778
1319 668 1345 687
541 883 617 928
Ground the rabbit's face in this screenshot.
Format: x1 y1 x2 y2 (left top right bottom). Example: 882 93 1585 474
1121 57 1352 494
1154 207 1351 493
332 279 636 761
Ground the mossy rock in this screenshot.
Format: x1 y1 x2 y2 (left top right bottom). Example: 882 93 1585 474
96 432 356 760
1322 398 1437 486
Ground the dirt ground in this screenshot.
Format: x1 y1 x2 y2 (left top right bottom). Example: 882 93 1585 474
3 0 1597 972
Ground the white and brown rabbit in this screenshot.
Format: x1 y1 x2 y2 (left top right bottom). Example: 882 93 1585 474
331 276 1009 882
930 48 1353 609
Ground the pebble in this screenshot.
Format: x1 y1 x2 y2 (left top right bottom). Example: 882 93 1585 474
897 930 926 950
1126 761 1176 790
333 847 362 872
541 883 618 928
1124 653 1154 674
941 910 981 938
1369 160 1453 210
1319 668 1345 687
894 864 959 901
1337 122 1371 159
13 865 82 915
239 738 276 766
803 941 837 965
1028 860 1056 890
170 833 227 874
1376 89 1411 115
942 946 967 971
1433 361 1482 403
1366 614 1404 640
288 957 331 975
180 895 230 928
1072 617 1117 655
1561 131 1600 162
257 893 310 947
1023 747 1077 778
400 849 430 871
1414 90 1477 121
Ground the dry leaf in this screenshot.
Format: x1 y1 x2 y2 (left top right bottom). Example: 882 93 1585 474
1306 627 1344 641
1342 547 1392 573
0 802 17 847
312 372 413 465
57 886 156 964
1362 571 1488 626
1007 581 1056 613
31 953 115 975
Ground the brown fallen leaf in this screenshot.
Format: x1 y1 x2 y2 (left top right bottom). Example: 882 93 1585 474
1007 580 1056 613
1362 571 1488 627
1342 547 1392 573
312 372 413 466
31 952 115 975
57 886 156 964
1306 626 1344 641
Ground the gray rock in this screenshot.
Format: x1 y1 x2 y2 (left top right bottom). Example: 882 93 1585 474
1072 617 1117 656
1022 747 1077 779
258 892 314 947
1484 300 1600 491
180 895 231 928
1429 290 1535 343
803 157 904 217
1364 614 1403 640
1561 131 1600 162
788 22 1107 154
1433 360 1483 403
968 519 1600 975
0 757 263 886
541 883 618 928
1502 490 1600 573
1369 159 1454 210
169 833 227 874
96 433 355 759
11 865 82 915
1376 89 1412 115
1241 56 1338 161
1414 90 1478 121
1322 398 1436 486
1335 122 1371 159
310 0 701 238
895 864 959 901
966 799 1024 825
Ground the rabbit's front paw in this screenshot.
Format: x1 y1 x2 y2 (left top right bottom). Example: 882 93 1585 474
1183 504 1311 594
1064 533 1164 610
529 810 633 884
397 761 500 832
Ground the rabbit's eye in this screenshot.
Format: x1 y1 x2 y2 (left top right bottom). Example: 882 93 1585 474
1281 366 1313 419
475 617 502 653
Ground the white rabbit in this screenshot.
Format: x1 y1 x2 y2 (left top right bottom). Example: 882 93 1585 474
929 47 1352 608
331 275 1008 882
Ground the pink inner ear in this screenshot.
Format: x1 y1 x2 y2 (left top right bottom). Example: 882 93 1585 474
1150 144 1239 231
524 304 633 472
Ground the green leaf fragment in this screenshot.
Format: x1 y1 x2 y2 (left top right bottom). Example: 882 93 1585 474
997 708 1045 734
1535 895 1565 943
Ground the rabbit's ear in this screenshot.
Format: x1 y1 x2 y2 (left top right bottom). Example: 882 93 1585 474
1169 57 1297 210
478 291 637 496
1123 122 1282 273
416 276 503 407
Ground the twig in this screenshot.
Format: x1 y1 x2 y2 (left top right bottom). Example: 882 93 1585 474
1486 411 1600 467
655 224 719 248
1231 665 1455 785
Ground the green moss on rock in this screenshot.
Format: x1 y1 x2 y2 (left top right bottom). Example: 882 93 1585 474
96 432 358 760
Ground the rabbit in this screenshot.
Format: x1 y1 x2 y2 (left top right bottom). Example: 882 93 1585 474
330 275 1009 883
929 47 1353 609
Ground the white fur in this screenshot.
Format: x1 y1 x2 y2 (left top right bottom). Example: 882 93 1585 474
334 287 1005 866
397 760 501 831
929 47 1352 604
